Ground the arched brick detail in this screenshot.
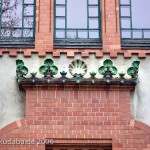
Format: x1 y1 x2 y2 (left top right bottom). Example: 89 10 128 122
0 119 150 149
0 119 27 138
1 119 150 138
134 120 150 134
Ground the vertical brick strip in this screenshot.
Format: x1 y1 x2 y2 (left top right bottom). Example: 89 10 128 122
115 0 118 33
38 0 40 32
102 0 106 33
50 0 52 32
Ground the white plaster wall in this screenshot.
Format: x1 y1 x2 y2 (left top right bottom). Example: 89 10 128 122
0 53 150 128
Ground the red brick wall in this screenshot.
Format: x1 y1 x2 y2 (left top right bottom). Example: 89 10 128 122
0 85 150 150
0 0 148 58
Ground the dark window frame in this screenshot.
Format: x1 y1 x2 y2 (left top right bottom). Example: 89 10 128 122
119 0 150 49
53 0 102 49
0 0 36 48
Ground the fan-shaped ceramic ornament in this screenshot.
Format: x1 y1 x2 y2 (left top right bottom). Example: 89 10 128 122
69 59 87 77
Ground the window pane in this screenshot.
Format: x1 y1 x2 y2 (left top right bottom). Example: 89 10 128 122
23 29 33 37
67 30 76 38
24 17 34 28
132 0 150 28
1 28 11 37
56 0 65 4
144 30 150 38
89 18 99 29
1 0 22 27
120 0 130 5
24 0 34 4
67 0 87 28
12 29 22 37
56 6 65 16
24 5 34 16
121 18 131 28
120 6 130 16
56 30 65 38
89 30 99 38
122 30 131 38
56 18 65 28
133 30 142 39
89 6 98 17
78 30 88 38
89 0 98 5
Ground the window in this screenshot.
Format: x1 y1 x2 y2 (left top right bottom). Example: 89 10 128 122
0 0 36 48
54 0 102 48
120 0 150 49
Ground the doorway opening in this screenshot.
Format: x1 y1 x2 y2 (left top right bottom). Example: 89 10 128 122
46 143 112 150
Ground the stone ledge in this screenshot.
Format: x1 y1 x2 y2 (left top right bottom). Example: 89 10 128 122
19 82 136 92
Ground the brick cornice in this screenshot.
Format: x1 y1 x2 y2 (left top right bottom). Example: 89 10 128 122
0 50 148 58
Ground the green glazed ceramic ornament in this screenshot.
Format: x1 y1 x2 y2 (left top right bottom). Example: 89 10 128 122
39 59 58 77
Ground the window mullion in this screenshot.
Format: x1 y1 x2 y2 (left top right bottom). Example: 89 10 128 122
10 26 12 37
33 0 36 38
65 0 67 39
54 0 56 38
0 0 2 36
98 0 101 39
130 0 133 39
142 29 145 40
87 0 89 38
22 0 25 37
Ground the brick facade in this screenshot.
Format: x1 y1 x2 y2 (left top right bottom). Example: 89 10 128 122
0 0 150 149
0 0 149 58
0 85 150 149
